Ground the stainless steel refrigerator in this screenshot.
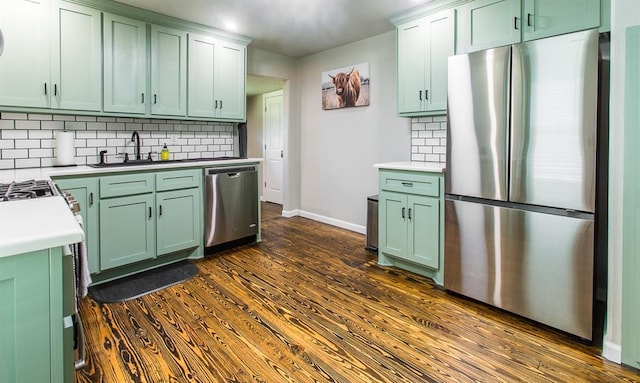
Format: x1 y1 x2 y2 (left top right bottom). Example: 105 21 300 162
444 29 605 340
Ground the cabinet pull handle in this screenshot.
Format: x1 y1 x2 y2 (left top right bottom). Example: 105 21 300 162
425 90 429 100
153 94 157 104
214 100 218 109
149 206 152 219
219 100 222 109
44 83 47 95
402 207 406 219
419 90 422 101
514 16 519 30
527 13 533 27
141 93 145 103
402 182 413 187
159 205 163 216
89 192 93 206
408 208 412 220
54 84 58 96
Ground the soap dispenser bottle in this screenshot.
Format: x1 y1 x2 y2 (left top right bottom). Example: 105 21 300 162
161 143 170 161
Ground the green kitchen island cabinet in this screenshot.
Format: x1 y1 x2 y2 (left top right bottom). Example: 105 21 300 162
54 177 100 274
394 8 455 116
456 0 601 53
0 195 84 383
375 163 445 285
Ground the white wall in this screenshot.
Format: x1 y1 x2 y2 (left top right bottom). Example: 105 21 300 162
246 95 265 199
296 31 411 232
604 0 640 363
246 48 300 212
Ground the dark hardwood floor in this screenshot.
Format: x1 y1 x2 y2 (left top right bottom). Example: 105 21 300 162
75 203 640 382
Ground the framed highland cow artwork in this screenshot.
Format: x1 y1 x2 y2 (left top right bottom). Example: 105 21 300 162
322 62 370 110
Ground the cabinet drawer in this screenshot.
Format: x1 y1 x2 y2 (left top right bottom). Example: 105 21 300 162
380 170 440 197
100 173 154 198
156 169 201 191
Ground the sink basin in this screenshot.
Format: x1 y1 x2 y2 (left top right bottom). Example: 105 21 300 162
87 157 244 168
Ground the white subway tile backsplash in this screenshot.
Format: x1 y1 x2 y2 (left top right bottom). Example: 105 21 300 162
16 120 41 130
410 116 446 164
1 113 234 170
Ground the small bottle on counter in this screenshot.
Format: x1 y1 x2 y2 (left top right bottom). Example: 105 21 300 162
161 144 170 161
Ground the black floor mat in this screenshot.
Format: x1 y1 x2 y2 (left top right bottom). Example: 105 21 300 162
88 260 198 303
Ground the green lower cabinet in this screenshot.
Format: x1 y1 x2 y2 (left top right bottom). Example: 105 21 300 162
0 248 65 383
100 193 156 270
54 177 100 274
156 188 200 256
379 192 439 269
378 169 444 284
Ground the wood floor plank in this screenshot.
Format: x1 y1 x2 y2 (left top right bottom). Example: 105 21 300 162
76 205 640 382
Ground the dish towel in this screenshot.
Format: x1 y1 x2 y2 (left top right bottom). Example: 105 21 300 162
75 215 92 298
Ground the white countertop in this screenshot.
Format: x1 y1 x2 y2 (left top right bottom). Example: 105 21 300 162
0 157 263 182
0 196 84 258
373 161 445 173
0 157 262 258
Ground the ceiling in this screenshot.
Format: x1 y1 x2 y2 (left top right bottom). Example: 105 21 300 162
114 0 434 58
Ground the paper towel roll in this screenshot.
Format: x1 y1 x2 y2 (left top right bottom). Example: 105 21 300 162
55 131 75 166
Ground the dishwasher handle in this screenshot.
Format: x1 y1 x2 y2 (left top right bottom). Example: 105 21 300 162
205 166 256 176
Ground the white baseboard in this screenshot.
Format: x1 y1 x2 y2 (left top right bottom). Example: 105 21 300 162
602 339 622 364
281 209 300 218
297 210 366 234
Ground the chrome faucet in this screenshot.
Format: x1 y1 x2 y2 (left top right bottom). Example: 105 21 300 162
131 131 141 161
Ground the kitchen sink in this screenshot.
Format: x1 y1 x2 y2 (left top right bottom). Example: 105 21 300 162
87 157 244 168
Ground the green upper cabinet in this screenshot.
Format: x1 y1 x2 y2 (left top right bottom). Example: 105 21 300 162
151 25 187 116
215 41 246 120
457 0 601 53
103 12 147 114
522 0 600 41
188 34 217 118
0 0 50 108
188 33 246 120
51 1 102 111
457 0 521 53
397 9 455 115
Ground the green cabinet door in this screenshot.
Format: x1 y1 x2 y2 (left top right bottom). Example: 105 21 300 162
0 0 50 108
0 250 53 383
103 13 147 114
397 19 427 114
425 9 455 112
457 0 521 53
156 188 201 256
215 41 246 120
397 9 454 115
188 33 217 118
51 1 102 111
54 177 100 274
151 24 187 116
522 0 600 41
407 195 440 269
100 193 155 270
379 191 408 258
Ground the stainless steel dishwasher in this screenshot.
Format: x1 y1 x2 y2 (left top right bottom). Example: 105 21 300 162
204 165 259 247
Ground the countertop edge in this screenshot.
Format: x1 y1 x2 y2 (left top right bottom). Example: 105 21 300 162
373 161 446 173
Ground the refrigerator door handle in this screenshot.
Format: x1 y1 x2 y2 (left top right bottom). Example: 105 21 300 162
510 43 525 201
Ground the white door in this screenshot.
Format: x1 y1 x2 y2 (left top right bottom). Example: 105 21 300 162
264 90 284 204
